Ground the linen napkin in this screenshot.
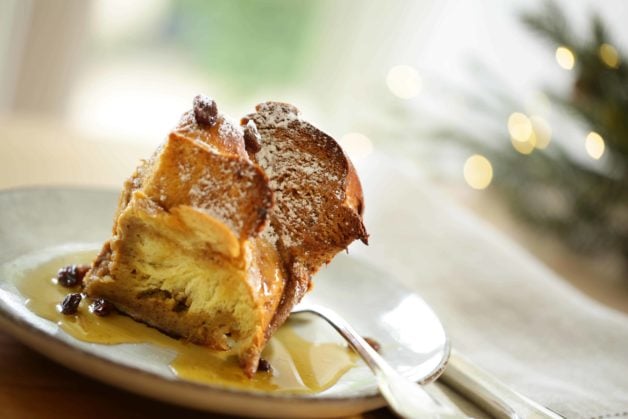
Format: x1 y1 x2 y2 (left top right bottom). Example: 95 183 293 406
348 154 628 418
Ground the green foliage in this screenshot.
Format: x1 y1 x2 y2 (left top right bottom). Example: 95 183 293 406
436 1 628 262
522 2 628 163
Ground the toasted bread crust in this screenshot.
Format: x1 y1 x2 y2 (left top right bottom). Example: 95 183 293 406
141 133 272 240
175 110 249 158
114 113 271 239
243 102 368 337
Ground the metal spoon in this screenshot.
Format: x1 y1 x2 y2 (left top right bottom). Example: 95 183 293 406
441 351 566 419
292 300 565 419
291 301 470 419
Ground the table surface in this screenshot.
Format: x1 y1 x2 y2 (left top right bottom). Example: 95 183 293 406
1 115 623 418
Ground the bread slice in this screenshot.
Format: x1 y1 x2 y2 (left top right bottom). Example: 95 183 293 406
242 102 368 337
84 97 282 375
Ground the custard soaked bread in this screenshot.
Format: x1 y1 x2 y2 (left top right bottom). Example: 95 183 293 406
84 96 367 377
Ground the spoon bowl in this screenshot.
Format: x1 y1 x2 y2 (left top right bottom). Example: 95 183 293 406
291 301 467 418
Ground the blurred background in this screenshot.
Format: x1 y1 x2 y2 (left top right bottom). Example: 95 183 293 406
2 0 628 309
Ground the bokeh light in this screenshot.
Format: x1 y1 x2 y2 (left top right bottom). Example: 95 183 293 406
508 112 533 142
507 112 550 154
511 134 536 154
339 132 373 160
530 116 551 149
386 65 422 99
585 132 605 159
464 154 493 190
599 43 620 69
555 46 575 70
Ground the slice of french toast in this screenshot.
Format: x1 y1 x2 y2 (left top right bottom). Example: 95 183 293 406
85 96 368 377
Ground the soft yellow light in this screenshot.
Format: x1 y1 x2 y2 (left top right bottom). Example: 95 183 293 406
585 132 605 159
511 134 536 155
599 43 620 69
464 154 493 190
555 46 575 70
339 132 373 160
386 65 422 99
530 116 552 149
508 112 533 142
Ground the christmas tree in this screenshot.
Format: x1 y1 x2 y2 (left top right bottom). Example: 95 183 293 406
437 1 628 264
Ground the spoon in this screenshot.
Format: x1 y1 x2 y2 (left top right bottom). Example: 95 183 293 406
291 301 469 419
292 300 565 419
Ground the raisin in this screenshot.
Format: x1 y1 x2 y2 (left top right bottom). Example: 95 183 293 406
76 265 90 281
363 337 381 353
57 264 89 288
172 300 188 313
60 293 82 315
90 298 114 317
57 266 75 287
243 120 262 153
257 358 272 373
193 95 218 127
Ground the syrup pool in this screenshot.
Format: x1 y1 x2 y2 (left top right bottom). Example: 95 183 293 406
14 248 357 394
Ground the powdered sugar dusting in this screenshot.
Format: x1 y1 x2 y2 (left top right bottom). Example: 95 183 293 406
189 175 238 233
219 116 244 138
140 193 163 216
178 161 191 183
260 223 279 245
254 102 299 128
251 104 346 249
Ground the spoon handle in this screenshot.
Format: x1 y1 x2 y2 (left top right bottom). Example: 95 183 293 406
296 304 468 419
442 350 565 419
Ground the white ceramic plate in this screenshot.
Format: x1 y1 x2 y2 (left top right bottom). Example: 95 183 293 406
0 187 450 418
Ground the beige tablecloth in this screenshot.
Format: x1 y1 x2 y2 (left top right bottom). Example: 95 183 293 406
350 155 628 418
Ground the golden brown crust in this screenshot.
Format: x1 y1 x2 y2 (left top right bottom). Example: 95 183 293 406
175 111 249 159
141 133 272 240
345 158 368 242
111 107 272 241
